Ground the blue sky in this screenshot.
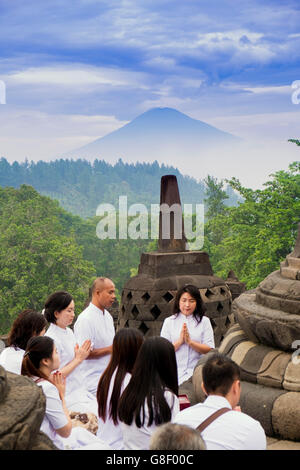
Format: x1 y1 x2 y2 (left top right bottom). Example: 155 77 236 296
0 0 299 187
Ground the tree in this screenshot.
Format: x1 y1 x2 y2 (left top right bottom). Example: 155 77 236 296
0 185 96 333
204 175 229 220
203 162 300 289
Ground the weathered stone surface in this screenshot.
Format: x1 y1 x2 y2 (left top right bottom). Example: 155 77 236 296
238 381 286 437
0 366 57 450
233 292 300 350
225 270 246 301
283 360 300 392
218 324 248 356
158 174 187 253
257 351 291 389
272 392 300 440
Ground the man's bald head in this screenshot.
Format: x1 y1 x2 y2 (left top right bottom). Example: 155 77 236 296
91 277 116 311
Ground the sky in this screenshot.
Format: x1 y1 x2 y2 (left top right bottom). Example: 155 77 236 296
0 0 299 188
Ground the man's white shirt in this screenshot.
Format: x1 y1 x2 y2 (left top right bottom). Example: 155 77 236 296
174 395 267 450
74 302 115 395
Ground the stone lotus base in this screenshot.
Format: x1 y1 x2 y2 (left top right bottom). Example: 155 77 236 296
192 324 300 441
233 291 300 351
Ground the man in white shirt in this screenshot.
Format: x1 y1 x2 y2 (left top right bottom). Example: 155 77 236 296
74 277 116 396
174 353 267 450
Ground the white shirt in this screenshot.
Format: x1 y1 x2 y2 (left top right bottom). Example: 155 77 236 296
37 378 110 450
45 323 98 415
161 313 215 384
97 369 131 449
0 346 24 374
74 302 115 395
121 390 180 450
174 395 267 450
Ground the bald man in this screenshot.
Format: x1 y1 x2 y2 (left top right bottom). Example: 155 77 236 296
74 277 116 396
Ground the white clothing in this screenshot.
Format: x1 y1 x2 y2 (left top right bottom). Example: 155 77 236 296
0 346 24 374
121 390 180 450
45 323 98 415
161 313 215 384
37 379 110 450
74 302 115 395
97 369 131 449
174 395 267 450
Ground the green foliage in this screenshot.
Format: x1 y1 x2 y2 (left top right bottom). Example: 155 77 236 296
203 162 300 289
0 185 97 333
288 139 300 147
204 175 229 219
0 157 241 218
0 185 155 333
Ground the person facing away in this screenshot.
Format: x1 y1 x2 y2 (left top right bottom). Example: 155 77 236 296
150 422 206 450
118 336 180 450
174 353 267 450
160 284 215 385
44 291 98 416
73 277 116 396
21 336 110 450
0 309 47 374
96 327 144 449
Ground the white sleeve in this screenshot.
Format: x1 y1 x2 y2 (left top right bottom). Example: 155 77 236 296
160 318 172 342
201 316 215 348
43 382 69 431
74 316 93 346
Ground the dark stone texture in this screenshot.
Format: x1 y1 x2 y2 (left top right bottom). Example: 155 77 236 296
0 366 57 450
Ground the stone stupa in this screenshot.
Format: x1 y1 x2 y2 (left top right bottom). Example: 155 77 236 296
118 175 234 347
193 223 300 441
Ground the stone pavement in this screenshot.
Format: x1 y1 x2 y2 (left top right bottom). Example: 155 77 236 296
267 437 300 450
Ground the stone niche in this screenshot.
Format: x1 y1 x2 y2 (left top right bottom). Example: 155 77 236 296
193 223 300 441
118 175 234 347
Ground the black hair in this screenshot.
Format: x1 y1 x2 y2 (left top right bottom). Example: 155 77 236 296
44 291 73 324
173 284 206 324
202 353 240 396
118 336 178 428
8 309 47 350
21 335 55 382
97 328 144 425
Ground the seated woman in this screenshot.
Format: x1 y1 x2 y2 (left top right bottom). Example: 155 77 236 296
44 291 98 416
96 327 144 449
160 284 215 385
21 335 109 450
0 309 47 374
118 336 180 450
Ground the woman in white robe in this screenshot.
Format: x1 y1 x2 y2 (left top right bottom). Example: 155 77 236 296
96 327 144 449
0 309 47 374
161 284 215 385
21 335 110 450
118 336 180 450
44 291 98 416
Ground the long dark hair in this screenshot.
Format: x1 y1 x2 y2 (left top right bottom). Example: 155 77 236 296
44 291 73 324
97 328 144 425
8 309 47 350
118 336 178 428
21 336 55 382
173 284 206 324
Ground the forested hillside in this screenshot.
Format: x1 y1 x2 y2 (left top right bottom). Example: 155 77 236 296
0 185 152 333
0 157 240 218
0 161 298 334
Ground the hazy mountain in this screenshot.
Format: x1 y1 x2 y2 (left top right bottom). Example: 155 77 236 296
63 107 241 161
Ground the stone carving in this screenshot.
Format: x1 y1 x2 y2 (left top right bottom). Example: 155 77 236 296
225 270 246 301
0 365 57 450
118 175 234 346
193 223 300 441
